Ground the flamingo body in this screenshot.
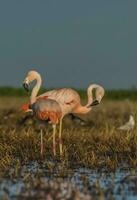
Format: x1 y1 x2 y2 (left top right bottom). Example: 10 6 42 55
39 88 81 116
31 99 62 124
21 88 80 115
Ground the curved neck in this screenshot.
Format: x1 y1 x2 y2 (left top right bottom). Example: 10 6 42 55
74 106 91 114
74 84 104 114
30 75 42 104
86 84 105 106
73 86 95 114
86 84 97 107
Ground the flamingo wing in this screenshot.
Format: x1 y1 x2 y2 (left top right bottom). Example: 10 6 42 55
33 99 62 124
21 88 80 115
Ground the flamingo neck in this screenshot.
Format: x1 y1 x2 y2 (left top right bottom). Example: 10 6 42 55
86 84 104 106
75 84 99 114
30 75 42 104
73 85 95 114
74 106 91 114
86 84 96 107
74 84 104 114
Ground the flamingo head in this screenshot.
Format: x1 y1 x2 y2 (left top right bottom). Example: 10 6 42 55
23 70 41 92
87 84 105 107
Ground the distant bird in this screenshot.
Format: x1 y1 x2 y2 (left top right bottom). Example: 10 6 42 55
118 115 135 131
22 70 105 155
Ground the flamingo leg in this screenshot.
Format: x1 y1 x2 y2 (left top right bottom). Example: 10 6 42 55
52 124 56 156
59 119 63 156
40 129 44 157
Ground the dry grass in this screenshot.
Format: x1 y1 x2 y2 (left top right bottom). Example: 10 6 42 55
0 97 137 177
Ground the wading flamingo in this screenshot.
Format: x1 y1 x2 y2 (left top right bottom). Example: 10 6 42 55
30 98 62 156
22 70 105 155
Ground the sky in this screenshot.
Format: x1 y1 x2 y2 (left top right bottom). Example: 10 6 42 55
0 0 137 89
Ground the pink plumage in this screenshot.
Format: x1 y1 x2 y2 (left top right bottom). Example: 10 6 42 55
22 70 105 156
31 99 62 124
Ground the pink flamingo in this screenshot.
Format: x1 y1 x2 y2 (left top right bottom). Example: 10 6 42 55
30 98 62 156
22 71 105 155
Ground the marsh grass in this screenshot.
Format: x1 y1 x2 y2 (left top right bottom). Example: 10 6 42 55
1 97 137 199
0 97 137 178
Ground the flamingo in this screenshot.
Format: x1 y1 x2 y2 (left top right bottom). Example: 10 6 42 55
30 98 62 156
22 70 105 155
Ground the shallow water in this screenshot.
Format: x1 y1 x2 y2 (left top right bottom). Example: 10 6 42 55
0 162 137 199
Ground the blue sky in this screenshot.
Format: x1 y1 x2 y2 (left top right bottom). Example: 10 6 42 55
0 0 137 89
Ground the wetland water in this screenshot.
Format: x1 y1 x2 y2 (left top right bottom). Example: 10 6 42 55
0 162 137 200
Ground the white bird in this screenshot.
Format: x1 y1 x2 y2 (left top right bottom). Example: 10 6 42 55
118 115 135 131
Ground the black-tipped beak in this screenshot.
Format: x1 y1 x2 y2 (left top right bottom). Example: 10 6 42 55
87 100 99 108
91 100 99 106
23 82 29 92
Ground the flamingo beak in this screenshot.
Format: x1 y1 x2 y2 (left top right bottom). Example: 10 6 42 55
23 82 29 92
90 100 99 106
87 100 99 108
